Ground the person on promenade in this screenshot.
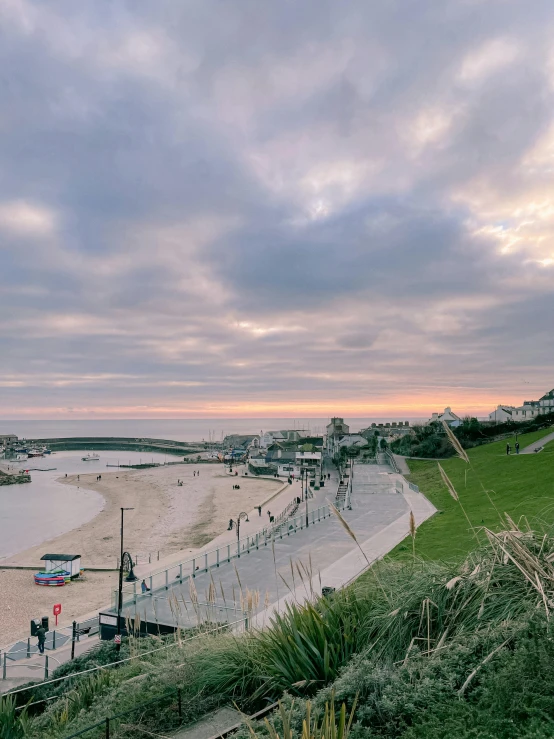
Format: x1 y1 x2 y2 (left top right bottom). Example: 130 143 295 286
516 442 520 454
267 510 271 519
228 518 234 530
506 444 511 455
141 580 150 593
258 505 262 516
36 624 46 654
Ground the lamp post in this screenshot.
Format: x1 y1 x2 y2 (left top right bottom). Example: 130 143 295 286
234 511 249 556
304 469 309 528
117 507 134 652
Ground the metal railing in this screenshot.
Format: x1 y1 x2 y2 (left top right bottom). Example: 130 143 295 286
2 651 60 680
384 448 400 473
1 616 99 668
115 498 346 611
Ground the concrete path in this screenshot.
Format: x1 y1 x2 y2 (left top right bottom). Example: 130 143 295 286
122 462 436 631
133 465 332 581
254 467 436 625
392 454 411 474
521 431 554 454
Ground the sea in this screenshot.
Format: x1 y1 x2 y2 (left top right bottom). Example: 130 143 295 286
0 417 421 560
0 417 420 443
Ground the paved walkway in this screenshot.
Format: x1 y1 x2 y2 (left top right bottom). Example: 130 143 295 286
120 462 436 631
1 461 437 691
0 634 98 693
521 431 554 454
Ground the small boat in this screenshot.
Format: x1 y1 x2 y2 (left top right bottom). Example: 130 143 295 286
82 453 100 461
43 449 52 455
27 449 44 458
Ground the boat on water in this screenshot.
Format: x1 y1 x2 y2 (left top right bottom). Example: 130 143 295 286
27 449 44 458
82 453 100 461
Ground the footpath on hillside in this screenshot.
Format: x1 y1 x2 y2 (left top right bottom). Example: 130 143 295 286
521 431 554 454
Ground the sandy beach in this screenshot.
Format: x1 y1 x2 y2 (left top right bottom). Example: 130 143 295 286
0 462 282 645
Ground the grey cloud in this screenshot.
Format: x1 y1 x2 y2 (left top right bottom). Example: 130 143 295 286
1 0 554 416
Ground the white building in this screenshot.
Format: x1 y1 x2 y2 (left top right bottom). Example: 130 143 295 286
488 389 554 423
430 407 462 428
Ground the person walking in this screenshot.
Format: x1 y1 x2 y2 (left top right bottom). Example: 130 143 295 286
228 518 234 530
515 441 520 454
36 624 46 654
141 579 150 593
258 505 262 516
506 443 511 456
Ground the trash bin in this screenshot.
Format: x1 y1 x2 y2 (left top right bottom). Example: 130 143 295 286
41 616 49 631
30 618 41 636
322 587 335 597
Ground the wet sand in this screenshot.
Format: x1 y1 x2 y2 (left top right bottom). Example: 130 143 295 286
0 463 281 644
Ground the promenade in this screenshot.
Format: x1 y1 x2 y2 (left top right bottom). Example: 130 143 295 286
1 460 437 690
120 461 436 630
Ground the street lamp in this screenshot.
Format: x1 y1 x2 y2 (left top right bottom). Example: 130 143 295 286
116 507 134 652
304 469 309 528
232 511 249 556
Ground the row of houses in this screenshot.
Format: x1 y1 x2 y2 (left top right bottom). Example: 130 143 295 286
428 388 554 427
488 389 554 423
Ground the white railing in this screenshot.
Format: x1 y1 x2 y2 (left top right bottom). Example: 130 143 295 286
115 498 346 611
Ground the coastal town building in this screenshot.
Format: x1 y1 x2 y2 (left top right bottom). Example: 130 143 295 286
0 434 17 449
360 422 411 439
429 407 462 427
326 417 350 456
254 429 310 448
488 389 554 423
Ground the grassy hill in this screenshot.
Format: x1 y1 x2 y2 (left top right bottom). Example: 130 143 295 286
392 427 554 562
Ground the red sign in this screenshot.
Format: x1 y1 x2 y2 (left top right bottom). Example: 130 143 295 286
53 603 62 625
114 634 122 645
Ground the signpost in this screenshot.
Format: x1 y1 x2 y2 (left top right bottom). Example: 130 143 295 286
53 603 61 626
114 634 122 645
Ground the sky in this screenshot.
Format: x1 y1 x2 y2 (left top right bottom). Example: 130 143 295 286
1 0 553 420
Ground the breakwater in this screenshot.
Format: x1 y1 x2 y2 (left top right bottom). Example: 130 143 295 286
21 436 206 456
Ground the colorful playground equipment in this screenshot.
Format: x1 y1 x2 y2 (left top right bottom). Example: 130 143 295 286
34 570 71 586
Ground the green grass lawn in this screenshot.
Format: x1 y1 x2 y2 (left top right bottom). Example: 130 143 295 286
390 427 554 562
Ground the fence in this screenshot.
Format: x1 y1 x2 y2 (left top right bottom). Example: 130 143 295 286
115 498 345 612
1 616 99 681
384 449 400 473
59 691 278 739
2 651 61 681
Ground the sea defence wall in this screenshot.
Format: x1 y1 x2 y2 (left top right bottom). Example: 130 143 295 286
22 437 206 456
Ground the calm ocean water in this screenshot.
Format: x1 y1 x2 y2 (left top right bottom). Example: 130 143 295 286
0 450 170 560
0 417 421 442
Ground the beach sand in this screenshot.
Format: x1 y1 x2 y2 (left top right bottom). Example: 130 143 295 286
0 463 282 645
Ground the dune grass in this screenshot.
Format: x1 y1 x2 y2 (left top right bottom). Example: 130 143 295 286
390 427 554 562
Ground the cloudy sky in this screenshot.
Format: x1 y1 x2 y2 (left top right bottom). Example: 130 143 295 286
1 0 553 420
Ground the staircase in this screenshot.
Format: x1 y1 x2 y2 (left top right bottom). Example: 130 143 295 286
335 480 348 507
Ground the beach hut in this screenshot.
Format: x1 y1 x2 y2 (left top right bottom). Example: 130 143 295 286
40 554 82 578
